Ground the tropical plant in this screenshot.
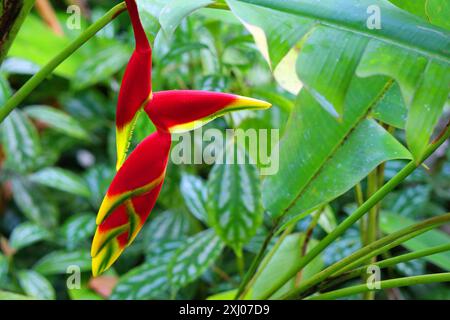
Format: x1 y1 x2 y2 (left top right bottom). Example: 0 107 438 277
0 0 448 300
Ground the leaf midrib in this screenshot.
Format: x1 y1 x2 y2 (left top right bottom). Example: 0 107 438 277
283 80 396 216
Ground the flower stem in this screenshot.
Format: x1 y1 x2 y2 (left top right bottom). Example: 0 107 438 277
0 2 127 123
307 273 450 300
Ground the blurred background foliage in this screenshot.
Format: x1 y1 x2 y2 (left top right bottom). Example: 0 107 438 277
0 0 448 300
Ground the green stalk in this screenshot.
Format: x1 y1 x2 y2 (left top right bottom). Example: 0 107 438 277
333 227 433 277
307 273 450 300
234 218 280 299
0 2 127 123
258 121 450 300
304 230 449 296
364 170 378 299
281 213 450 299
238 223 294 299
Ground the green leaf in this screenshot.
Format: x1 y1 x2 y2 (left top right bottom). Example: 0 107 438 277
227 0 312 69
34 250 91 275
9 222 52 251
371 82 407 129
143 210 191 245
1 110 42 173
159 0 214 38
296 27 368 117
72 41 132 90
317 206 337 234
29 167 91 198
357 41 450 160
390 0 450 30
207 143 264 253
380 212 450 271
0 290 34 300
111 257 170 300
251 233 324 299
84 164 115 207
17 270 55 300
235 0 450 156
263 78 412 225
24 105 89 140
180 173 208 223
60 214 96 250
11 178 59 229
8 15 85 78
168 229 224 288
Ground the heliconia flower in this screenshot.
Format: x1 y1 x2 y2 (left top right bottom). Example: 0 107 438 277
92 131 171 276
115 0 152 170
145 90 271 133
91 1 272 277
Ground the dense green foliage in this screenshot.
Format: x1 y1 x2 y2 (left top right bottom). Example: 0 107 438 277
0 0 449 300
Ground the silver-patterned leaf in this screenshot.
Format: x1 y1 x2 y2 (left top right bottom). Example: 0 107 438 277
168 229 224 288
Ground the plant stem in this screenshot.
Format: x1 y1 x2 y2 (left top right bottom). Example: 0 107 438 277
258 121 450 300
364 169 379 299
281 213 450 299
0 2 127 123
305 229 444 296
307 273 450 300
234 217 280 299
238 223 294 299
355 183 366 245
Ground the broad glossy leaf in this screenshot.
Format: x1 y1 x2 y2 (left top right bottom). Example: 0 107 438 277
263 78 412 225
180 173 208 223
390 0 450 29
30 167 91 198
34 250 91 275
111 257 170 300
236 0 450 156
357 41 450 160
60 214 96 250
251 233 324 299
207 144 263 253
371 83 407 129
17 270 55 300
159 0 214 38
24 105 89 140
168 229 224 288
9 222 52 251
297 26 368 117
380 212 450 271
1 110 42 173
11 178 59 229
227 0 312 69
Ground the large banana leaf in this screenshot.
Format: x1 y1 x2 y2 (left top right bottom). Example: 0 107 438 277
263 76 412 224
229 0 450 160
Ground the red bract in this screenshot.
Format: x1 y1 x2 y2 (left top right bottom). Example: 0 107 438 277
91 0 271 276
115 0 152 170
